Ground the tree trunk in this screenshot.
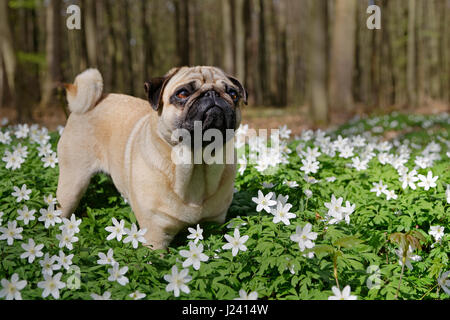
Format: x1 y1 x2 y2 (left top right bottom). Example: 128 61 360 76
222 0 234 74
428 0 440 100
122 0 133 95
192 0 205 66
407 0 417 107
40 0 62 111
329 0 357 112
274 0 288 106
308 0 329 125
101 0 116 91
139 0 153 85
84 0 97 67
391 0 407 106
0 0 16 107
416 0 426 106
370 18 382 110
258 0 269 104
175 0 190 66
243 0 256 105
380 0 395 107
442 0 450 103
235 0 245 82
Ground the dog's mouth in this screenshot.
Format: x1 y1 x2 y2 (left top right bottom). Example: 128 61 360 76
183 91 236 126
176 95 236 149
202 106 225 129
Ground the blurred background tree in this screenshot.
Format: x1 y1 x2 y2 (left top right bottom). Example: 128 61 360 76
0 0 449 127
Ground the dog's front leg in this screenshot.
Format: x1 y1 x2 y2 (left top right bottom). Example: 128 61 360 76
133 209 185 250
200 210 228 225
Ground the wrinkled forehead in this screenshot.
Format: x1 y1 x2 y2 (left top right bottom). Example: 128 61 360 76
165 66 233 94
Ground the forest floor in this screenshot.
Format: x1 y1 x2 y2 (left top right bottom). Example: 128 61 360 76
1 110 449 300
243 101 449 137
0 100 448 136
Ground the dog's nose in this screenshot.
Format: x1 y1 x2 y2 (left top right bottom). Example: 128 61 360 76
202 90 220 99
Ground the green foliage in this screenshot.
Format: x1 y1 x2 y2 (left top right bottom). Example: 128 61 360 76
0 112 449 300
8 0 40 10
16 52 46 67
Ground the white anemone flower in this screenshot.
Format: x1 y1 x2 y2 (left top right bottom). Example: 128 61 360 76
179 242 209 270
222 228 249 257
0 273 27 300
234 289 258 300
290 223 318 252
164 265 192 297
328 285 357 300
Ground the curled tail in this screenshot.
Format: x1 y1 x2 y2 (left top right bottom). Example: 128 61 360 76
65 68 103 114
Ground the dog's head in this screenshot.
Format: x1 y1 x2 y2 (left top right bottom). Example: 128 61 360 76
144 66 247 147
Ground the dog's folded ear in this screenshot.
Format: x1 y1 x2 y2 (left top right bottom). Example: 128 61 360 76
144 67 181 111
144 78 165 111
227 75 248 105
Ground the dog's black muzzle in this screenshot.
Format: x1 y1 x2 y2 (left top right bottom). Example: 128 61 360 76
180 90 236 148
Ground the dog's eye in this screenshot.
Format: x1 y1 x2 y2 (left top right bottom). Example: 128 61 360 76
228 89 239 102
176 89 190 100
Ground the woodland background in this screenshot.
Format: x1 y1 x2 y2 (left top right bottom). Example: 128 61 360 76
0 0 449 129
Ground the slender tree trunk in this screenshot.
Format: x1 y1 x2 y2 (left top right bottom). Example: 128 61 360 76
258 0 269 104
235 0 245 82
101 0 116 91
174 0 181 65
222 0 234 74
84 0 97 67
140 0 153 83
187 0 196 67
268 0 278 105
0 54 3 108
67 13 86 79
192 0 205 65
381 0 395 107
243 0 256 105
416 0 426 107
30 6 41 104
370 19 381 110
391 0 407 106
230 0 237 73
353 1 365 105
407 0 417 107
275 0 288 106
181 0 190 66
40 0 62 111
123 0 133 95
329 0 357 112
442 0 450 103
0 0 16 107
309 0 329 125
174 0 190 66
428 0 440 99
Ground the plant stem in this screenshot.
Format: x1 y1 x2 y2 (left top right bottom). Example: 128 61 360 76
333 254 340 289
335 273 340 289
395 256 406 299
258 210 263 234
419 283 438 300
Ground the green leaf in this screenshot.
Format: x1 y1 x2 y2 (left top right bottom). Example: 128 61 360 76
333 236 364 249
311 244 335 256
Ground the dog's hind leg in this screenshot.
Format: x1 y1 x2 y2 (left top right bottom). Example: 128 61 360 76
56 162 96 218
56 137 98 218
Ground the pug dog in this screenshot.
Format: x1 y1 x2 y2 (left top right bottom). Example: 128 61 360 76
57 66 247 249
